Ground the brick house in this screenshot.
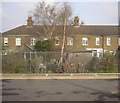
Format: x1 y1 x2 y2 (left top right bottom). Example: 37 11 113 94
2 17 120 57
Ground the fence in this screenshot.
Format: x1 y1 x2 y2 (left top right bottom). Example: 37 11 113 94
2 51 118 73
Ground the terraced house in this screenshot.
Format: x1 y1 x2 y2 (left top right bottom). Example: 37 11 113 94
2 16 120 57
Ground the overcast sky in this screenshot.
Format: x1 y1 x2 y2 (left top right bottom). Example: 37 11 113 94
0 0 119 32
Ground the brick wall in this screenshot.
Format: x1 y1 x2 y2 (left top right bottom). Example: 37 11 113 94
2 34 119 53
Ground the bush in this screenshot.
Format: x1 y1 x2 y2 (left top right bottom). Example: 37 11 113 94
117 46 120 58
85 52 118 73
85 57 99 72
2 53 30 73
34 39 53 52
98 53 118 73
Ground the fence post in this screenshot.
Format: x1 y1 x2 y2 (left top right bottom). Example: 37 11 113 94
30 52 32 72
24 52 26 60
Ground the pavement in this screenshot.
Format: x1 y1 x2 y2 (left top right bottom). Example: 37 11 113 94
1 73 120 79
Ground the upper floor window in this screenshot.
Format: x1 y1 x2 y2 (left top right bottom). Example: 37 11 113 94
82 37 88 45
4 37 8 46
16 38 21 46
31 37 36 45
106 37 111 46
96 37 100 45
55 37 59 45
67 37 73 45
118 38 120 46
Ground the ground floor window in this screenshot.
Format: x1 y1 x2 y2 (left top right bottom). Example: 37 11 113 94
55 37 59 45
44 38 48 41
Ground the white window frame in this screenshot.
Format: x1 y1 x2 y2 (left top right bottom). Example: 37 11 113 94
4 37 8 46
44 38 48 41
106 37 111 46
55 37 59 45
16 38 21 46
96 37 100 45
67 37 73 45
82 37 88 46
30 37 36 45
118 38 120 46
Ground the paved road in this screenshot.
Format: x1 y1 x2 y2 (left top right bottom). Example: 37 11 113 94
2 79 120 101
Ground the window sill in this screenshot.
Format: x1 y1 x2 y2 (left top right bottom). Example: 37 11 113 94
106 45 111 46
16 45 21 47
82 44 88 46
55 44 59 45
96 44 100 46
67 45 73 46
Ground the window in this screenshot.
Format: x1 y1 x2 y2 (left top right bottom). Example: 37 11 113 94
96 37 100 45
110 50 114 55
92 50 97 57
106 37 111 46
4 37 8 46
44 38 48 41
82 37 88 45
31 37 36 45
55 37 59 45
118 38 120 46
67 37 73 45
16 38 21 46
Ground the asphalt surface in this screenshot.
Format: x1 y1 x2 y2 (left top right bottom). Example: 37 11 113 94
2 79 120 101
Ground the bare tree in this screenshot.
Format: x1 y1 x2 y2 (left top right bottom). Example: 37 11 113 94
32 1 72 39
56 2 73 25
32 1 73 65
33 1 58 39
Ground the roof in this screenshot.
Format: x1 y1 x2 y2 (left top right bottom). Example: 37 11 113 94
2 25 119 36
2 25 45 37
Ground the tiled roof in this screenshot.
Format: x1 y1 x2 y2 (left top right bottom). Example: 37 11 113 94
2 25 45 36
2 25 119 36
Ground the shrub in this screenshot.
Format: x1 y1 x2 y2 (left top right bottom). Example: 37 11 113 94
34 39 53 52
98 53 118 73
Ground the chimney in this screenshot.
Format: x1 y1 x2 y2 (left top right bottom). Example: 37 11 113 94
73 16 79 27
27 16 33 26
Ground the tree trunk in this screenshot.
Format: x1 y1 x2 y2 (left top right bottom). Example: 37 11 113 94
59 3 67 64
